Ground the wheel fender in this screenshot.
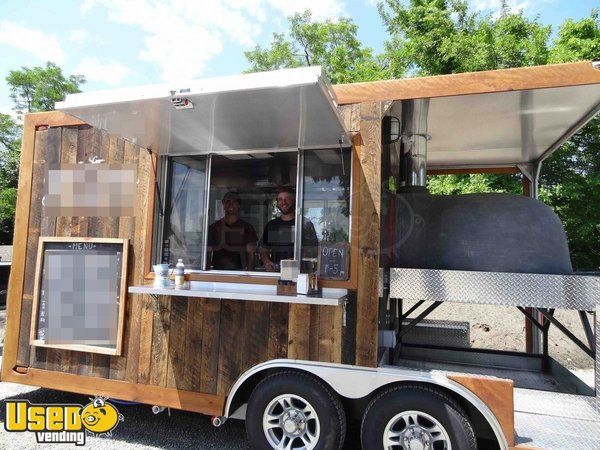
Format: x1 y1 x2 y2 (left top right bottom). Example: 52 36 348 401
225 359 509 450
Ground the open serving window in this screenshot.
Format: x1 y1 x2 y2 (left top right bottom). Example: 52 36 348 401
57 67 354 281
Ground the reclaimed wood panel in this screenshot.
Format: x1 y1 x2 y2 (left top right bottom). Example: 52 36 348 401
449 374 515 446
241 302 270 371
267 303 289 360
149 295 171 386
288 304 311 360
309 305 320 361
134 150 154 385
108 135 128 380
16 130 47 366
217 300 244 396
29 127 62 370
200 299 221 394
355 102 382 367
166 296 189 389
184 298 204 391
333 61 600 104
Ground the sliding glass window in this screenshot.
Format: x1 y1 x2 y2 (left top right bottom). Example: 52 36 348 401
161 156 207 270
302 148 352 278
157 148 352 277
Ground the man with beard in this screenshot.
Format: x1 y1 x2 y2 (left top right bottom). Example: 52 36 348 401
259 187 318 272
207 191 257 271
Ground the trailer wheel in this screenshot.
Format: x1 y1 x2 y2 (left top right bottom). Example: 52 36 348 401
361 384 477 450
245 371 346 450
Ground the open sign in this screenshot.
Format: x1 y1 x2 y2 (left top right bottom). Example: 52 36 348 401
318 242 350 281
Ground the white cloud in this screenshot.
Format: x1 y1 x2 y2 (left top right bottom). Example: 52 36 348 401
266 0 346 20
80 0 346 81
68 28 91 45
75 57 131 86
0 20 67 63
470 0 554 14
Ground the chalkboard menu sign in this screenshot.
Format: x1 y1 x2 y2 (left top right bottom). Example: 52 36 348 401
318 242 350 281
30 237 128 355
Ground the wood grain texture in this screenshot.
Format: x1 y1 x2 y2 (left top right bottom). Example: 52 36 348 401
184 298 204 391
241 302 269 371
166 296 188 389
338 104 361 132
122 140 143 383
108 134 127 379
29 127 61 370
288 304 311 360
267 302 289 360
149 295 171 386
448 374 515 447
16 130 47 366
3 368 226 416
2 115 39 377
217 300 244 396
333 61 600 104
354 103 382 367
200 298 221 394
135 150 154 385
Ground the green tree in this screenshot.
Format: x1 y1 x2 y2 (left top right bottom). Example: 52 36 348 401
245 10 387 83
0 113 21 244
6 61 85 116
540 11 600 269
0 113 21 187
0 62 85 244
378 0 551 75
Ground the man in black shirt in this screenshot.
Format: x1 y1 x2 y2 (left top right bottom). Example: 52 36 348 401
207 192 257 270
259 187 318 272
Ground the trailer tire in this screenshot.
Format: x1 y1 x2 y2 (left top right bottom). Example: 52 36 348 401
245 371 346 450
361 384 477 450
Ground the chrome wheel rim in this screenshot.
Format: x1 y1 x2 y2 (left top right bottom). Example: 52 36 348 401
263 393 320 450
383 410 451 450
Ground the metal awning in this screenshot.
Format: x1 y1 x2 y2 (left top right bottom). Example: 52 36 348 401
56 66 351 155
389 83 600 169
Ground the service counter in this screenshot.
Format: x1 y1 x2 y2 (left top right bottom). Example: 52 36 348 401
128 281 347 306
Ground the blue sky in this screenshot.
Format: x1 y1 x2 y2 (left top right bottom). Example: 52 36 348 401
0 0 597 117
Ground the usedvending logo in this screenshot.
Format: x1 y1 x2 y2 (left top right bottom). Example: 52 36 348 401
4 396 124 445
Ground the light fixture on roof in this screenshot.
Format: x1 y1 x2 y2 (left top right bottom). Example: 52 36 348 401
171 96 194 110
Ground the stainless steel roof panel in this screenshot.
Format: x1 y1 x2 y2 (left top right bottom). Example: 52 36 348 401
418 84 600 167
56 66 350 154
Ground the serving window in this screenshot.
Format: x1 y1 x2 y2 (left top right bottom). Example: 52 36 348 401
154 147 353 279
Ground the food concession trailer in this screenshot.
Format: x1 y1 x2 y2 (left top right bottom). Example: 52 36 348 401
2 61 600 449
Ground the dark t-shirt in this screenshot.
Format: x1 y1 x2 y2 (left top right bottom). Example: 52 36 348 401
207 218 257 270
260 217 318 266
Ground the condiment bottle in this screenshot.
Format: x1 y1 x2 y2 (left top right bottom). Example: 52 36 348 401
175 259 185 289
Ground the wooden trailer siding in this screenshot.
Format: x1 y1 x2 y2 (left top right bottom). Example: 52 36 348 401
333 61 600 105
355 102 383 367
3 107 381 413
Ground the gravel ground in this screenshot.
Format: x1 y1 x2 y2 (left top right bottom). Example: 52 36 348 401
0 379 252 449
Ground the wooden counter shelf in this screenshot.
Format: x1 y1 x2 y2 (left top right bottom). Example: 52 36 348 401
128 281 348 306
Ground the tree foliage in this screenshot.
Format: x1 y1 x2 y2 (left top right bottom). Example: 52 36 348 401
0 63 85 244
245 10 387 83
541 11 600 269
6 61 85 116
378 0 550 77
